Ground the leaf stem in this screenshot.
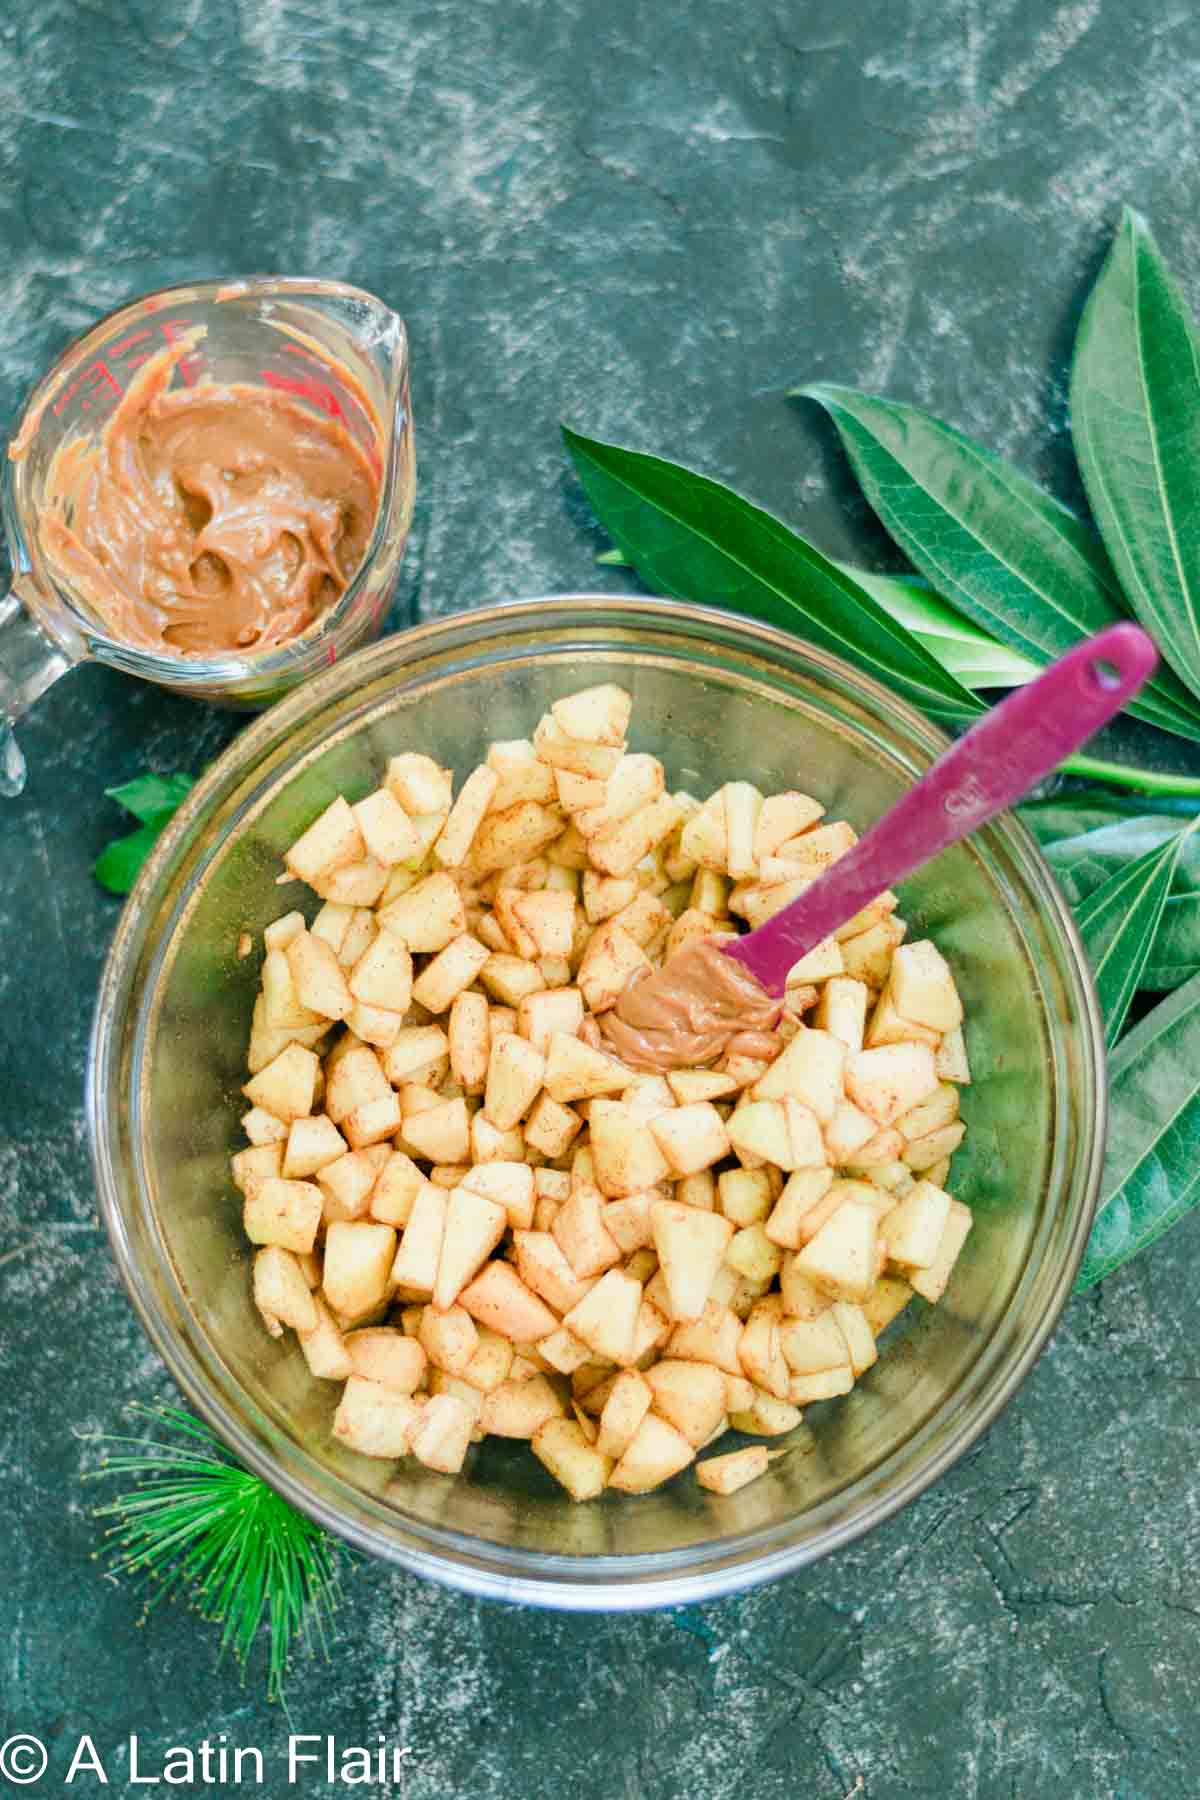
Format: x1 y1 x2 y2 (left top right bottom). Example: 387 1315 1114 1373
1058 753 1200 798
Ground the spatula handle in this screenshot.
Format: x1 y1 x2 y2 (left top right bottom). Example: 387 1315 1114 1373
723 622 1159 995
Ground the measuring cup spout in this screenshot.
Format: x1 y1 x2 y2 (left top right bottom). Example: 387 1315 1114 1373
0 586 78 796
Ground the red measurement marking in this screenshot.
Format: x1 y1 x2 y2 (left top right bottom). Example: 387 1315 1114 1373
52 358 123 415
259 368 345 420
110 328 153 355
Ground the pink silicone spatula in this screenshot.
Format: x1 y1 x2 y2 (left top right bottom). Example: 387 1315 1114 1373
722 622 1159 996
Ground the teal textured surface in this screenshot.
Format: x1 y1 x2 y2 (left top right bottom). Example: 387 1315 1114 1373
3 2 1200 1794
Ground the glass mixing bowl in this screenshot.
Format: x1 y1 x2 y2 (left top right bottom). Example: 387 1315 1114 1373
88 595 1105 1608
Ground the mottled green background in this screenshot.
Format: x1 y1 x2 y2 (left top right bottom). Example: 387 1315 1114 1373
3 2 1200 1794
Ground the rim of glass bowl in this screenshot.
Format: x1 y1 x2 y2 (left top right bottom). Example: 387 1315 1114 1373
2 275 409 687
87 594 1106 1611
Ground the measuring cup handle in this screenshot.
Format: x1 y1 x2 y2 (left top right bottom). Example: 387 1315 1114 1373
0 587 78 797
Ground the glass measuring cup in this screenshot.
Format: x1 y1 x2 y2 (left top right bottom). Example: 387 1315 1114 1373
0 276 415 796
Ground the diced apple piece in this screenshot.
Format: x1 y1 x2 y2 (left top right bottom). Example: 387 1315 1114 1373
650 1202 735 1322
764 1168 835 1250
471 801 563 874
322 1042 391 1126
936 1025 972 1084
754 792 825 859
241 1106 289 1147
433 765 500 868
285 796 364 885
410 1393 475 1474
231 1143 284 1198
753 1028 845 1123
589 1100 671 1198
534 714 624 778
385 752 453 815
829 1301 878 1376
779 1255 833 1320
378 871 467 952
780 1310 852 1376
841 917 908 987
865 980 940 1050
726 1223 784 1284
880 1179 954 1270
895 1081 960 1141
552 683 632 747
244 1178 322 1253
596 1369 654 1459
403 1096 471 1165
389 1182 448 1296
253 1245 319 1336
311 856 388 907
728 1392 803 1436
242 1042 319 1121
433 1189 508 1311
418 1303 480 1376
342 1090 404 1150
480 1374 566 1438
909 1199 972 1302
677 1170 717 1211
814 976 869 1054
478 952 546 1007
904 1121 966 1170
470 1111 525 1165
576 922 649 1013
794 1200 878 1303
323 1221 397 1317
531 1418 612 1500
845 1043 940 1126
348 932 413 1014
537 1325 593 1375
353 788 423 867
512 889 576 959
608 1412 696 1493
461 1325 514 1392
890 939 963 1033
485 738 558 810
345 1327 427 1394
523 1092 583 1159
337 910 378 974
645 1102 728 1177
459 1259 560 1342
823 1100 879 1165
344 1002 404 1049
381 1025 451 1086
484 1033 545 1130
263 909 306 952
563 1269 643 1366
334 1376 420 1458
460 1161 535 1231
603 1191 656 1254
543 1032 628 1102
411 933 490 1014
284 931 353 1022
667 1300 744 1375
679 791 728 871
696 1444 769 1495
788 1366 855 1404
318 1149 381 1222
448 990 490 1093
283 1115 347 1179
588 795 684 880
553 1181 622 1279
297 1295 354 1380
738 1305 789 1399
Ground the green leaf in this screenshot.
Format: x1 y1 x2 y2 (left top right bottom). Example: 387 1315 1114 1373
106 771 195 826
1074 826 1190 1044
562 428 985 729
95 769 195 894
1018 790 1200 846
1145 895 1200 991
1076 971 1200 1289
838 566 1041 690
93 822 166 895
1040 814 1200 998
800 382 1200 744
1071 208 1200 706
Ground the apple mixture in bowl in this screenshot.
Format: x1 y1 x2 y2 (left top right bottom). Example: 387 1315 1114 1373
235 683 973 1503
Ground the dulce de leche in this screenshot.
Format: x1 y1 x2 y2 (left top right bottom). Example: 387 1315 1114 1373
601 938 782 1072
33 339 380 655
